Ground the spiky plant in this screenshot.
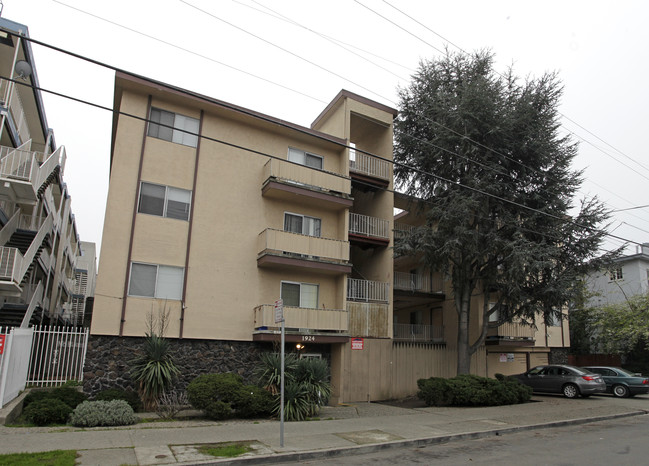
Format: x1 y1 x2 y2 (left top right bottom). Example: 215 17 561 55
295 357 331 415
130 333 180 411
255 352 297 395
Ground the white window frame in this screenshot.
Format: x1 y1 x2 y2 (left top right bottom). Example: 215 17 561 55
148 107 199 148
283 211 321 237
609 267 623 281
280 280 319 309
128 262 184 300
138 182 192 221
288 147 323 170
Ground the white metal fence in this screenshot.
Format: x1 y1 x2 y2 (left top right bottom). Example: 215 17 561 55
0 326 34 408
27 326 89 387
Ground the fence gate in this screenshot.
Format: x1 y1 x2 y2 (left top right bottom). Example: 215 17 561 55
27 326 89 387
0 326 34 408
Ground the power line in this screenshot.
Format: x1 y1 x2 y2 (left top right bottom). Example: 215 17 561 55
6 70 641 251
52 0 628 221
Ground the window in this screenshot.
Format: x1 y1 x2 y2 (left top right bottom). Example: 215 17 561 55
128 262 184 300
549 311 562 327
609 267 623 281
488 302 499 323
148 107 199 147
281 281 318 309
288 147 323 169
284 212 321 237
138 182 191 221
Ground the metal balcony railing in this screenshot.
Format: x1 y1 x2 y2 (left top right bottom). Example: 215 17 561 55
349 151 390 180
394 271 443 294
393 323 444 343
349 212 389 240
347 278 389 303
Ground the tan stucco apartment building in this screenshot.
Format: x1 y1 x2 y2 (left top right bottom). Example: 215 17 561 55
89 71 569 402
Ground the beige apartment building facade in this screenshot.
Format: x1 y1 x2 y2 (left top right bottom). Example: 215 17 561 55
89 71 569 402
0 18 84 328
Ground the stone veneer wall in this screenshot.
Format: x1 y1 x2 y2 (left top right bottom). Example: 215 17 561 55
83 335 265 396
548 347 569 365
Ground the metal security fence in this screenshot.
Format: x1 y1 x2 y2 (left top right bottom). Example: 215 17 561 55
26 326 89 387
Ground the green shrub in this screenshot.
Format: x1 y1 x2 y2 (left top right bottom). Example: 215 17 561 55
23 399 72 426
187 373 272 420
94 388 143 412
70 400 138 427
417 374 532 407
23 386 87 410
417 377 453 406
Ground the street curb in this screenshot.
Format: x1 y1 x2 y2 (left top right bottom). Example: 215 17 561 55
192 410 649 465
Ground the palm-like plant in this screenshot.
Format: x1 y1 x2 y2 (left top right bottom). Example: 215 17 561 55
295 357 331 415
255 352 297 395
130 333 180 411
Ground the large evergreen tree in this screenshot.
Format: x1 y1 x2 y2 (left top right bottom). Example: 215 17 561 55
394 51 615 374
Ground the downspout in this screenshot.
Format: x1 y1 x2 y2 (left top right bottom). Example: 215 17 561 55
119 95 151 336
179 109 203 339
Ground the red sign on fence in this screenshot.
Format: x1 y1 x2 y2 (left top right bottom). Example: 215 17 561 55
351 338 364 350
0 334 5 355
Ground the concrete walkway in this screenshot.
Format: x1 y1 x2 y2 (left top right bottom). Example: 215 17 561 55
1 394 648 465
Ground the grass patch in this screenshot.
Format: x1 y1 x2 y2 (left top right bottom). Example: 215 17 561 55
198 442 252 458
0 450 77 465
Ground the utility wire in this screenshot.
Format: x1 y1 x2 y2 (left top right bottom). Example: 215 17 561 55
5 71 641 251
52 0 620 214
378 0 649 181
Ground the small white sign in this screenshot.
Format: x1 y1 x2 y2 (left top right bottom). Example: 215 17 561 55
274 299 284 323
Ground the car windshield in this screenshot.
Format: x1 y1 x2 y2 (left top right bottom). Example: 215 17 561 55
615 367 636 377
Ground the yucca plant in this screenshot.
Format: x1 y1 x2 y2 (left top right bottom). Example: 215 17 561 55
255 352 297 395
130 333 180 411
295 357 331 415
273 381 311 421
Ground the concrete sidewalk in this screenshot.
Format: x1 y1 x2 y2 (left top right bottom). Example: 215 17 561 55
1 394 648 465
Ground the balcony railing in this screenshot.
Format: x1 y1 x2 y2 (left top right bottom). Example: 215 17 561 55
349 151 390 181
394 271 443 294
258 229 349 263
263 158 351 195
393 323 444 343
0 144 66 202
347 278 389 303
349 212 389 240
393 222 416 238
254 304 348 333
0 80 31 143
487 321 535 340
347 301 390 338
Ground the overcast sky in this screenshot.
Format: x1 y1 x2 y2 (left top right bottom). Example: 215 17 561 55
4 0 648 260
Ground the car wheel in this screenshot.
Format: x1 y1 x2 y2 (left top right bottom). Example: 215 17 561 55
613 384 630 398
563 383 579 398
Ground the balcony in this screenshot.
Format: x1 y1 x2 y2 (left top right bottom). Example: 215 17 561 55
393 271 445 309
486 321 535 345
349 151 390 190
347 278 389 303
393 323 445 343
257 228 351 274
349 212 390 248
262 159 352 210
393 222 415 239
0 79 32 144
0 143 65 205
253 304 349 343
394 272 443 294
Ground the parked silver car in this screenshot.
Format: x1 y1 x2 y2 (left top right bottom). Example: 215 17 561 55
513 364 606 398
581 366 649 398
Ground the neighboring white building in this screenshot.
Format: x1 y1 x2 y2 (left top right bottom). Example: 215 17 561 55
68 241 97 326
586 244 649 308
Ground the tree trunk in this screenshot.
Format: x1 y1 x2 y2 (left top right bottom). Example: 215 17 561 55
456 286 473 375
